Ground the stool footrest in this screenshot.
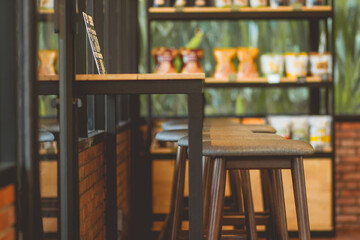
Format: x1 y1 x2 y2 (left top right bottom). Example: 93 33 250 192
223 213 270 226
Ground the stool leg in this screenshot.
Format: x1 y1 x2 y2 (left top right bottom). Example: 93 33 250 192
170 146 187 240
270 169 288 240
260 170 275 240
207 158 226 240
240 170 258 240
203 157 214 235
291 157 311 240
159 146 184 240
229 170 244 214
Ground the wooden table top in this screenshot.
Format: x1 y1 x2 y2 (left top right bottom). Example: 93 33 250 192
38 73 205 81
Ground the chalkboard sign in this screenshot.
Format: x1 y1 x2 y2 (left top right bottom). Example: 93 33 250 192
82 12 107 74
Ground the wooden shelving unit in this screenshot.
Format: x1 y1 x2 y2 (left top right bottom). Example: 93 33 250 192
146 2 336 237
205 76 333 88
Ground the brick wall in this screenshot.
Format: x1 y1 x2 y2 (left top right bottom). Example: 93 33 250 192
78 142 107 240
336 122 360 229
116 128 131 240
0 185 16 240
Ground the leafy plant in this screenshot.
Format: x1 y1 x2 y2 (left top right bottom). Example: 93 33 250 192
334 0 360 114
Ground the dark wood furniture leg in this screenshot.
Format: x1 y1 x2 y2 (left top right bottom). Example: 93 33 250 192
207 158 227 240
270 169 288 240
170 146 188 240
291 157 311 240
203 156 214 235
260 170 275 240
159 146 184 240
240 170 258 240
230 170 244 214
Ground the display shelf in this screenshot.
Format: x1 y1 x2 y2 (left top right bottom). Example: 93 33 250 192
38 75 58 95
148 6 333 20
205 76 333 88
39 9 54 21
146 2 336 235
38 74 59 81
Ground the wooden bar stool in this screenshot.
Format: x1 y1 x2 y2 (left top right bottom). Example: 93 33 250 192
155 130 188 240
200 138 315 240
155 129 255 239
162 120 277 215
171 132 285 240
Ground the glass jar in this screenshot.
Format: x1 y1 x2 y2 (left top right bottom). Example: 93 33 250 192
237 47 259 79
284 52 308 78
39 0 54 9
174 0 187 7
180 49 204 74
152 48 178 74
38 50 58 75
213 48 236 80
215 0 232 8
195 0 207 7
250 0 267 7
153 0 170 7
288 0 304 8
309 52 332 77
233 0 249 7
270 0 288 8
291 117 309 141
260 54 284 77
306 0 325 7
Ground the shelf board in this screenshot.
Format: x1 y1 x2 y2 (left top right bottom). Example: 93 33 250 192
37 74 332 94
205 76 333 88
148 6 333 20
39 9 54 21
38 73 204 81
38 75 59 81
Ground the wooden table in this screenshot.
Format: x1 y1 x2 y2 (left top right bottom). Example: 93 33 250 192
39 73 204 240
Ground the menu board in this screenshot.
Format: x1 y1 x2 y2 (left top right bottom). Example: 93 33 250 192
82 12 107 74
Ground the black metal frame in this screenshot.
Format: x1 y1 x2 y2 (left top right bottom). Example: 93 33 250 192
18 0 45 238
58 0 79 240
0 0 44 239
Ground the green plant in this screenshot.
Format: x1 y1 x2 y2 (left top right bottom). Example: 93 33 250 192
334 0 360 114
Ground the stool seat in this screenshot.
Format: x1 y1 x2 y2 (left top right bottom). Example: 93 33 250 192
203 139 315 157
162 119 275 133
39 129 55 143
155 130 188 142
203 125 276 134
177 133 285 148
162 123 188 131
162 118 240 130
